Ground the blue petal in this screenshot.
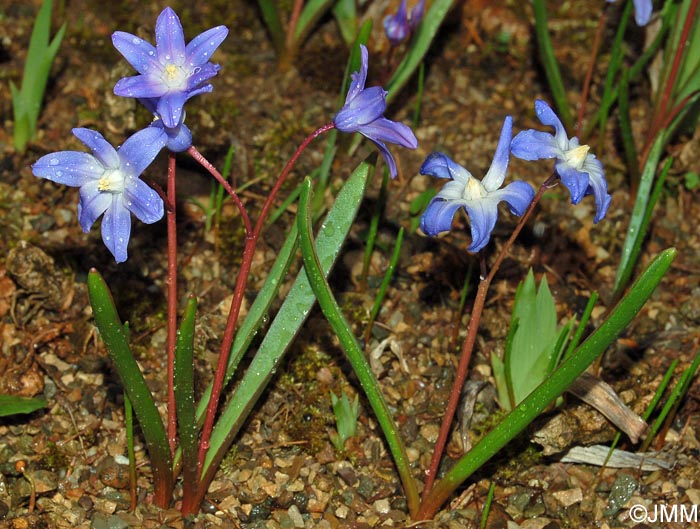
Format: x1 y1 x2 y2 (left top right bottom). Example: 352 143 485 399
555 160 589 204
633 0 652 25
78 180 111 232
435 179 468 201
72 128 120 169
510 129 561 161
118 127 167 176
101 198 132 263
409 0 425 31
184 83 214 99
157 91 189 128
420 152 472 183
33 152 102 186
114 75 168 99
482 116 512 192
490 180 535 216
345 45 368 104
125 178 164 224
582 155 611 223
112 31 159 75
186 25 229 67
420 198 464 236
384 0 409 46
463 196 499 252
335 86 387 130
150 119 192 152
155 7 186 64
367 138 399 179
534 99 569 148
186 63 219 90
359 117 418 149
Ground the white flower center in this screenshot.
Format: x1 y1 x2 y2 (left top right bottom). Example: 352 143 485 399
462 177 487 201
97 169 126 193
564 144 590 170
162 63 188 90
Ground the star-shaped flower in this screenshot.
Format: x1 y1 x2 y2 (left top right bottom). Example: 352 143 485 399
607 0 652 26
420 117 535 252
112 7 228 128
32 127 167 263
334 45 418 178
384 0 425 46
510 99 611 223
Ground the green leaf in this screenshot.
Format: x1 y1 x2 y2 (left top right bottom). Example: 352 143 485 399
174 295 198 496
201 159 371 486
385 0 455 103
297 176 419 516
87 269 173 505
0 395 47 417
420 248 676 520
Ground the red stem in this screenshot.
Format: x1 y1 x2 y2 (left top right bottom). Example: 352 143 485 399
187 146 253 237
576 9 606 139
184 124 335 513
420 176 553 501
166 152 178 456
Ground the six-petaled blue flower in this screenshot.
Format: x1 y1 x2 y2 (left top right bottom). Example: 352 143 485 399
510 99 611 223
334 45 418 178
420 117 535 252
607 0 652 26
384 0 425 46
32 127 167 263
112 7 228 129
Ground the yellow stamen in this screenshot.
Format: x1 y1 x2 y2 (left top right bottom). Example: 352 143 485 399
565 144 590 170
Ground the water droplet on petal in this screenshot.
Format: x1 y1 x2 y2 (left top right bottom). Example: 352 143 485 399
56 171 63 177
49 158 59 166
148 50 154 56
132 37 141 45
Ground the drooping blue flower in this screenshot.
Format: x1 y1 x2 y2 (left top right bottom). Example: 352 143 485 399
606 0 652 26
383 0 425 46
510 99 611 223
334 45 418 178
141 97 192 152
112 7 228 128
32 127 167 263
420 117 535 252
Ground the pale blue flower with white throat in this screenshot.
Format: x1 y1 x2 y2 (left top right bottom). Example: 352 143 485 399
420 117 535 252
32 127 167 263
510 99 611 223
607 0 652 26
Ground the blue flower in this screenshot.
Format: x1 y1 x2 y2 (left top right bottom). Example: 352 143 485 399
510 99 611 223
383 0 425 46
112 7 228 128
32 127 167 263
334 45 418 178
607 0 652 26
141 97 192 152
420 117 535 252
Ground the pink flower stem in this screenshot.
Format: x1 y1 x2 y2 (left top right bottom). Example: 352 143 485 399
420 175 555 501
188 124 335 510
166 152 178 456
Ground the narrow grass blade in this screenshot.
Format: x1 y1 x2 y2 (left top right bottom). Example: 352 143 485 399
201 159 371 485
419 248 676 520
365 226 404 343
257 0 285 54
332 0 358 46
174 295 199 496
360 166 386 288
612 136 667 298
124 393 137 511
87 269 173 506
294 0 334 46
297 177 419 516
385 0 455 103
531 0 572 130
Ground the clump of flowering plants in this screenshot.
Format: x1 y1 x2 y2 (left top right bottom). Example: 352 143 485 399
30 1 684 525
32 6 420 515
